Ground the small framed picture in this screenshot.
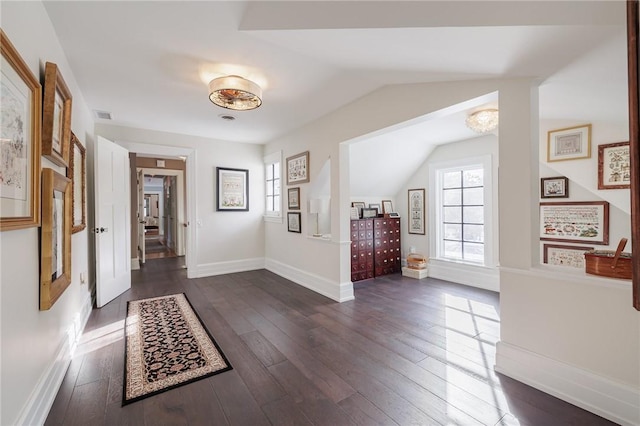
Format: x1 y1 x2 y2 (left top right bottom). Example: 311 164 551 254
351 201 365 218
216 167 249 211
362 208 378 219
288 187 300 209
408 188 425 234
540 176 569 199
382 200 394 214
540 201 609 245
350 207 359 220
40 168 72 310
286 151 310 185
598 141 630 189
369 203 381 214
543 244 593 269
68 133 86 233
287 212 301 233
42 62 73 168
547 124 591 162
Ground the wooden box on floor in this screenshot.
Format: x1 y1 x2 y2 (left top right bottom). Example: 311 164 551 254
402 266 428 279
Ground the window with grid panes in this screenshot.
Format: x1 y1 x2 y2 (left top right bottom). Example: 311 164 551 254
265 161 280 216
440 166 485 263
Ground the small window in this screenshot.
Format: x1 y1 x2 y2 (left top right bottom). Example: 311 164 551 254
264 151 282 220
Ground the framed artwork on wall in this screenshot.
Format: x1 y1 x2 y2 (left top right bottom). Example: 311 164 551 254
547 124 591 162
598 141 630 189
68 132 86 233
0 29 42 231
42 61 72 168
540 176 569 199
540 201 609 245
288 187 300 209
286 151 310 185
287 212 301 233
543 244 593 269
408 188 425 234
40 168 72 310
216 167 249 211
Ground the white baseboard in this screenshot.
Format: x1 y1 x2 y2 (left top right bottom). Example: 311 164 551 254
15 293 93 425
194 257 265 278
265 258 354 302
495 341 640 426
131 257 140 270
428 259 499 292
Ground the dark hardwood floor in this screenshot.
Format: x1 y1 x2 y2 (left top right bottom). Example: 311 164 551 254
46 258 616 425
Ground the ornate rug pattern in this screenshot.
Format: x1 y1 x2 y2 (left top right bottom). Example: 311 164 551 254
123 293 232 405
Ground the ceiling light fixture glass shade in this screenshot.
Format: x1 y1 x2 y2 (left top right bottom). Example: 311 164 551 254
208 75 262 111
465 109 499 133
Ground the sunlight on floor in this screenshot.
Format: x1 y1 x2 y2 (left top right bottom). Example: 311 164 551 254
441 293 521 426
72 319 125 357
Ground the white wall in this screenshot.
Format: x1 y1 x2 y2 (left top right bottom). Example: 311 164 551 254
396 135 500 291
95 124 265 276
1 3 94 424
264 74 638 423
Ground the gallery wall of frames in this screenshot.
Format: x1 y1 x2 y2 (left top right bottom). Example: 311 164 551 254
1 30 86 310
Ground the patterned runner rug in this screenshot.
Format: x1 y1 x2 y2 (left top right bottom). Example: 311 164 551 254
123 293 232 405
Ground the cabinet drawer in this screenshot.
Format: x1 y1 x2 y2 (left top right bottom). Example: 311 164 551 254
351 230 358 241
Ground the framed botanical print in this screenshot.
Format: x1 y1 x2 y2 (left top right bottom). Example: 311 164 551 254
408 188 425 234
216 167 249 211
547 124 591 162
0 29 42 231
598 141 630 189
287 212 301 233
288 187 300 209
40 168 72 310
42 62 72 168
68 132 86 233
286 151 309 185
540 176 569 198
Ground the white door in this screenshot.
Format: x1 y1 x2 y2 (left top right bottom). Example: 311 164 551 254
137 169 145 264
95 136 131 308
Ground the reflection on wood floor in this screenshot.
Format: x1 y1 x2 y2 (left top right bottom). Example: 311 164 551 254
145 235 177 259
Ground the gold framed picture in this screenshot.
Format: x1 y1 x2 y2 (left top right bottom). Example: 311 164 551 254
42 62 72 168
0 29 42 231
68 132 86 233
547 124 591 162
40 168 72 310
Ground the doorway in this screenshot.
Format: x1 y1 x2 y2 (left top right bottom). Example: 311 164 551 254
134 158 187 267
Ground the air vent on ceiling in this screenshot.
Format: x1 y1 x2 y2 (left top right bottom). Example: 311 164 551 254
94 110 112 120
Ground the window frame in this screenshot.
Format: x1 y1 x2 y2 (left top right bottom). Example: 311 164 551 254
429 155 494 267
264 151 282 223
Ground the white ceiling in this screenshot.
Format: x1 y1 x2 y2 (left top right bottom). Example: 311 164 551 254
43 1 628 196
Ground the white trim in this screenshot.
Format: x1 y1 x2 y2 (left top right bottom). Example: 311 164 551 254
193 257 265 278
495 342 640 426
263 214 283 224
265 258 354 302
131 257 140 270
500 266 632 292
111 140 198 279
15 293 92 426
428 259 499 292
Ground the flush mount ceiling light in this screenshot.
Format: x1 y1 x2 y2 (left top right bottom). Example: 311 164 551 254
465 109 499 133
208 75 262 111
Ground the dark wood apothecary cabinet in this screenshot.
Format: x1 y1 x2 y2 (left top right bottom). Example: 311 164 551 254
351 217 401 282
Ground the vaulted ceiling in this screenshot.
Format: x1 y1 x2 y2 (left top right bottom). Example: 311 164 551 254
44 1 626 145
